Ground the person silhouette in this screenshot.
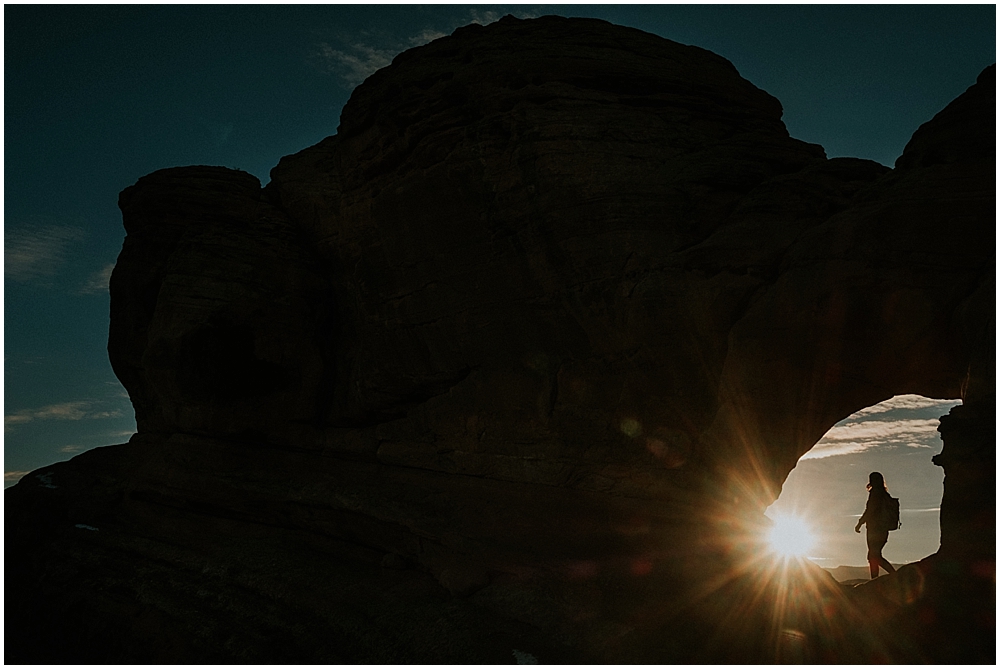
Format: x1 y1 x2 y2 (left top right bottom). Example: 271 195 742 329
854 471 897 579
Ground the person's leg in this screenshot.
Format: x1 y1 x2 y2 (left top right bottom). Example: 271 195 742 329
867 532 889 578
878 556 896 574
873 532 894 574
866 543 880 578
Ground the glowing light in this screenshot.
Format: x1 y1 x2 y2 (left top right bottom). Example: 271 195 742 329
620 417 641 437
767 514 816 557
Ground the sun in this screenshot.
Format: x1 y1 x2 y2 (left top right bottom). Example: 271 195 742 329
766 514 816 558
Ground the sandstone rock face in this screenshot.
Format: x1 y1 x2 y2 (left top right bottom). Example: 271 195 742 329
7 17 994 664
110 166 335 442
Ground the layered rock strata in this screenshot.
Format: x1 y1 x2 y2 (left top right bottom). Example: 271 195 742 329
6 16 994 663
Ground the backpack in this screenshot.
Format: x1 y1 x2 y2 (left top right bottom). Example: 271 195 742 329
880 495 901 531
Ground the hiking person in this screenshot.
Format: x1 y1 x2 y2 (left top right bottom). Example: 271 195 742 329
854 471 898 579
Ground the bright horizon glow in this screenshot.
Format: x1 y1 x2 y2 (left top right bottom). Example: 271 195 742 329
767 514 816 558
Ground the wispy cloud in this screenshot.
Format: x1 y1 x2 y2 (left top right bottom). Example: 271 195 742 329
314 9 538 88
468 8 540 25
5 225 85 283
4 470 31 484
58 444 86 454
37 402 97 420
314 41 396 87
820 418 942 444
408 28 448 46
5 401 122 430
88 410 124 419
78 262 116 295
468 9 503 25
800 395 959 460
800 441 872 460
852 394 958 418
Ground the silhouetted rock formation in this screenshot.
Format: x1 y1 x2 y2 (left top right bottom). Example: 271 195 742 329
6 16 994 664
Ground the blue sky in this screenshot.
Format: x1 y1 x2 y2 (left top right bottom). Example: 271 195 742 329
4 5 995 565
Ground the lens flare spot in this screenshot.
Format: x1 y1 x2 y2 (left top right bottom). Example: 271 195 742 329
767 514 815 557
630 558 653 576
567 560 598 580
620 418 642 438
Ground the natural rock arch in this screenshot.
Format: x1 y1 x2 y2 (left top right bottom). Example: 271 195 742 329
767 394 961 570
7 16 994 664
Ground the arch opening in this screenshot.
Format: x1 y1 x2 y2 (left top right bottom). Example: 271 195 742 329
765 394 960 580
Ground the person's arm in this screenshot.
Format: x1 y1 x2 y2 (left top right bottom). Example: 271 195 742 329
855 498 870 533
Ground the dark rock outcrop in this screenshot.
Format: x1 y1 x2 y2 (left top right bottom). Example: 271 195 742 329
6 16 994 663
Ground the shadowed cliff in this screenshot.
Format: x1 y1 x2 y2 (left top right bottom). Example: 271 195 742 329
6 16 994 663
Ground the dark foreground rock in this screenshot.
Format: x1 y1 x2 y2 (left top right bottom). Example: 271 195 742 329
6 16 994 663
